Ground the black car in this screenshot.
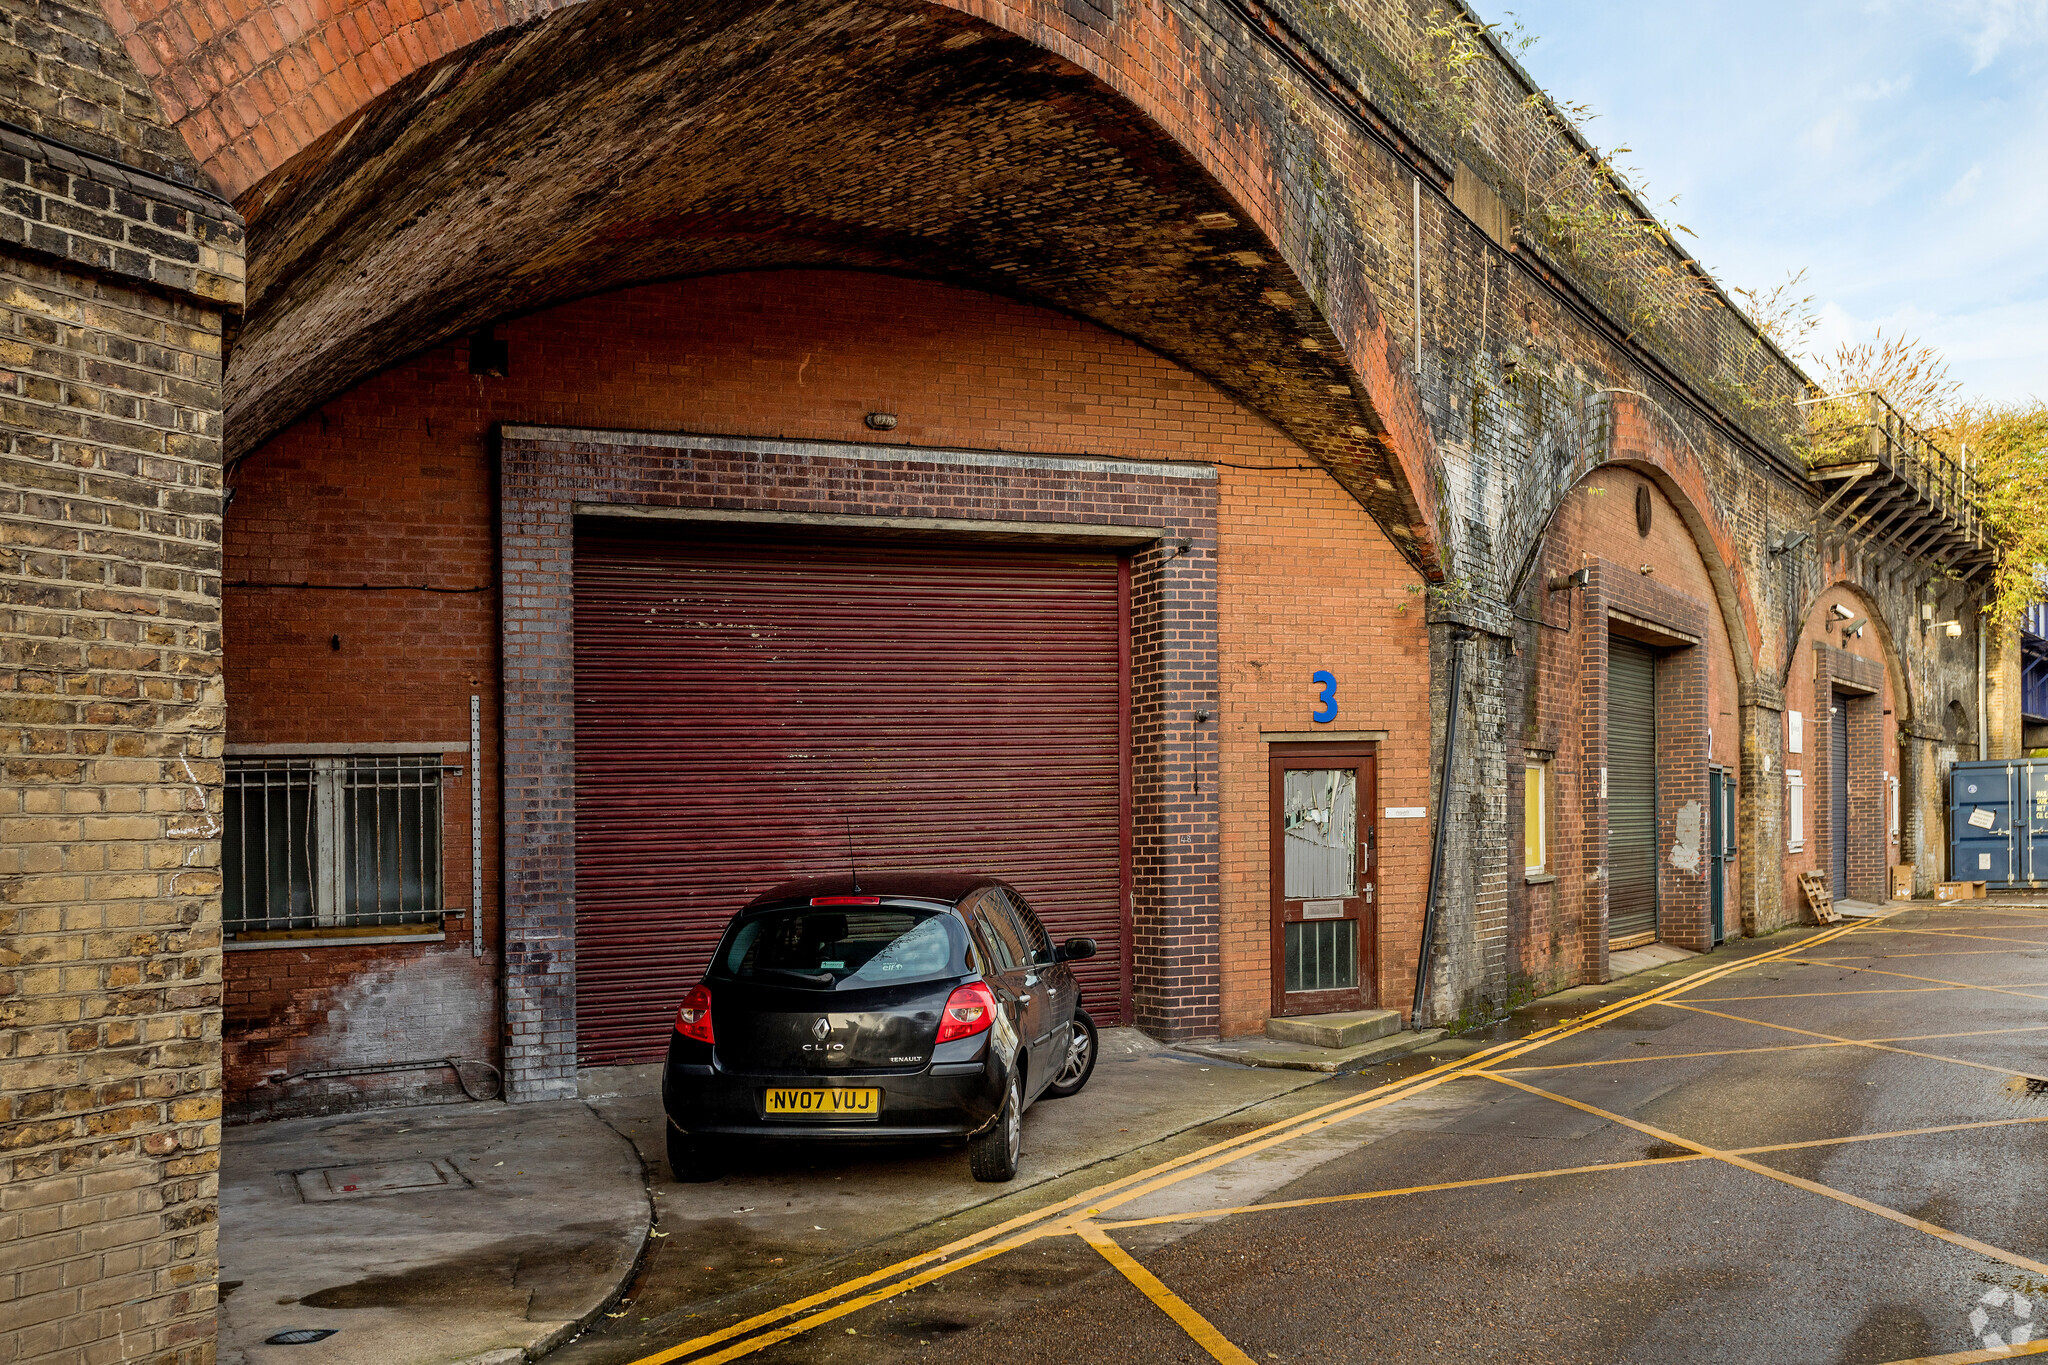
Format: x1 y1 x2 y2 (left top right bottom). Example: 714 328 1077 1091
661 873 1099 1183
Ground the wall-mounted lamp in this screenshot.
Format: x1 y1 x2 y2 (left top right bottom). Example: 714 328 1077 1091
864 412 898 431
1930 620 1964 639
1769 531 1812 555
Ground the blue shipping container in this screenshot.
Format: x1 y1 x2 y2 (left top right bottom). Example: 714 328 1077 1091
1950 759 2048 888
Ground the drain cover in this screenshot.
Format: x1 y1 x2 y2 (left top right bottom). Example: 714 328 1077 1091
265 1328 338 1345
291 1159 470 1203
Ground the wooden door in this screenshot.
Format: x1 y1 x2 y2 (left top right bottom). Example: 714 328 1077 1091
1269 744 1377 1017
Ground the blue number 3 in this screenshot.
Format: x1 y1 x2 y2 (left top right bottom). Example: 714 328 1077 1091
1311 670 1338 724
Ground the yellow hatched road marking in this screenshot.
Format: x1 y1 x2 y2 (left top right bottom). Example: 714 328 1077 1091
1877 1339 2048 1364
621 919 1867 1365
1684 985 1983 1001
1783 959 2048 999
1659 1001 2045 1080
1482 1072 2048 1277
1076 1221 1257 1365
1493 1022 2048 1074
1803 948 2048 961
1864 927 2048 947
1097 1113 2048 1232
1098 1154 1708 1229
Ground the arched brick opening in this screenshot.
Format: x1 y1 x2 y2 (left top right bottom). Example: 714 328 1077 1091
1783 581 1912 907
115 0 1446 575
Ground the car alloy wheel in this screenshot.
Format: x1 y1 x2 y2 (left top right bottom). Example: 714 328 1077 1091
1055 1020 1093 1087
1043 1008 1097 1100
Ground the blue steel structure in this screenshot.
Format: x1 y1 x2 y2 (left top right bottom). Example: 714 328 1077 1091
2023 601 2048 731
1952 759 2048 888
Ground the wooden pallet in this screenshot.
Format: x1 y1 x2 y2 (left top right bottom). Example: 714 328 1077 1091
1800 870 1840 924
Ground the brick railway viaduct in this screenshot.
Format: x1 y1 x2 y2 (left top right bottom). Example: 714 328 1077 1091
0 0 2007 1360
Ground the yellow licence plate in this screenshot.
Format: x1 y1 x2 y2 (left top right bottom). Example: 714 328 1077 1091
764 1088 880 1117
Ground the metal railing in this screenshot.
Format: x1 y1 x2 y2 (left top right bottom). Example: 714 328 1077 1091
224 755 446 935
1805 390 1989 551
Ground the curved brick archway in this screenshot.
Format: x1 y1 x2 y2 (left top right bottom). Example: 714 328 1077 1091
1520 391 1766 689
1784 579 1915 727
108 0 1447 575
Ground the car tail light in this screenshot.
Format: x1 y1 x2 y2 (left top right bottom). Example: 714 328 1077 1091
935 980 997 1044
810 895 881 906
675 984 714 1045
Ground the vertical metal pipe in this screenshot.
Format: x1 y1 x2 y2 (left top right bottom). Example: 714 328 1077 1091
1979 617 1989 761
1412 176 1424 361
472 696 484 958
1412 630 1470 1028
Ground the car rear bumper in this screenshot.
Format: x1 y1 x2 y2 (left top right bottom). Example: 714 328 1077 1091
662 1038 1008 1140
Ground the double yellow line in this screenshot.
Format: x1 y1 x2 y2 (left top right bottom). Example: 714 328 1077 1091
629 918 1867 1365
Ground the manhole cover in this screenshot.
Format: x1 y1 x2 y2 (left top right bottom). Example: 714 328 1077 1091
291 1159 470 1203
265 1328 339 1345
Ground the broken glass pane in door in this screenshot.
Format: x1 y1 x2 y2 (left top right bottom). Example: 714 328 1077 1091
1283 769 1357 899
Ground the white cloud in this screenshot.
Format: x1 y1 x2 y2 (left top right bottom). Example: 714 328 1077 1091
1497 0 2048 405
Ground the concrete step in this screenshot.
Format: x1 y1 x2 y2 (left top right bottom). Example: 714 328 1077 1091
1263 1008 1401 1050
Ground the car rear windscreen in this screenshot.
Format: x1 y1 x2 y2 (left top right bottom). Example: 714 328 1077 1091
715 908 963 990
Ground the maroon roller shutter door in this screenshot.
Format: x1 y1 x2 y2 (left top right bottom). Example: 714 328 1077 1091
572 533 1130 1065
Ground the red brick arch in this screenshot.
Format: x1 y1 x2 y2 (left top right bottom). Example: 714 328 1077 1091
105 0 1445 573
1564 390 1765 685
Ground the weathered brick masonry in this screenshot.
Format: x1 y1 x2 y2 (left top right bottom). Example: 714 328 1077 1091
91 0 1991 1043
0 0 2004 1352
0 12 243 1358
222 271 1432 1093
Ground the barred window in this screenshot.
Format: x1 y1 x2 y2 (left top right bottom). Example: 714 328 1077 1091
224 756 447 935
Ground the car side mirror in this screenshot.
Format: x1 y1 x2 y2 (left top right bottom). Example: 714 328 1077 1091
1057 937 1097 963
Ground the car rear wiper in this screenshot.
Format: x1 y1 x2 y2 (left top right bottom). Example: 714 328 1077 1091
758 967 836 988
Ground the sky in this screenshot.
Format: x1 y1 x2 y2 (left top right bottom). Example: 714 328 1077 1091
1489 0 2048 407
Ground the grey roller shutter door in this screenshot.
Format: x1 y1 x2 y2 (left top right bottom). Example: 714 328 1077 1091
1831 696 1850 899
1607 641 1658 943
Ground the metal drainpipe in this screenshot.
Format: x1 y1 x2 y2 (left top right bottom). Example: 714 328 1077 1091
1979 617 1989 760
1412 628 1472 1029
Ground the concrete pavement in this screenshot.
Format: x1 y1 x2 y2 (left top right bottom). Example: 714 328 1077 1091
217 1026 1328 1364
555 903 2048 1365
218 1096 651 1365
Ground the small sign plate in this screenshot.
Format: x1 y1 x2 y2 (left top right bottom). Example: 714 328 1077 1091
1384 807 1427 819
1968 807 1997 830
1301 900 1345 920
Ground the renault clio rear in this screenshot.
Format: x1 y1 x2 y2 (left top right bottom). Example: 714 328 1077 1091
660 873 1097 1182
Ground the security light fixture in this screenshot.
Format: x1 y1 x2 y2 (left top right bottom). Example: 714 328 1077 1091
864 412 898 431
1934 620 1964 638
1769 531 1812 555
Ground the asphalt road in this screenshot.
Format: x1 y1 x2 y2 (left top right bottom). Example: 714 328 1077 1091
558 903 2048 1365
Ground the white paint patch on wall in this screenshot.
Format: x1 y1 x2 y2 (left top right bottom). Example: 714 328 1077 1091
1671 800 1702 873
318 952 495 1070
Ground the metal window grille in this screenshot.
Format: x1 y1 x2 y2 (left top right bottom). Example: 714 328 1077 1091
224 756 446 934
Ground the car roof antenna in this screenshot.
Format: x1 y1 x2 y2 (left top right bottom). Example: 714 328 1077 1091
843 816 861 894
